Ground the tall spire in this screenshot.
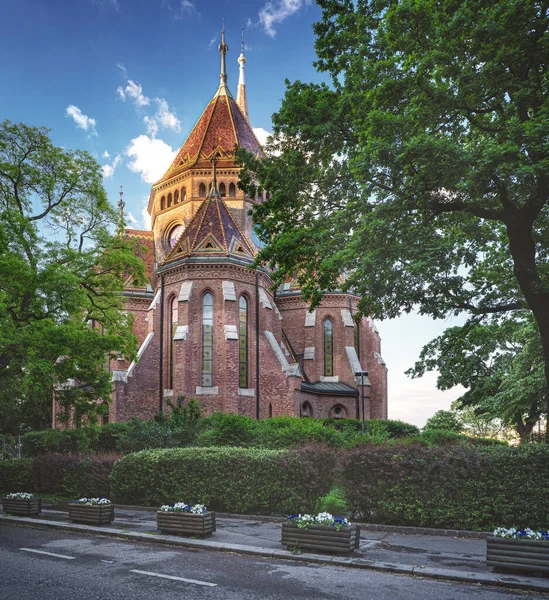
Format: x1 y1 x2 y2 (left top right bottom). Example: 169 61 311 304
216 20 231 96
117 185 126 234
236 27 249 120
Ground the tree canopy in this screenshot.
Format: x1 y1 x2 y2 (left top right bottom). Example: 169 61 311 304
238 0 549 438
0 121 145 433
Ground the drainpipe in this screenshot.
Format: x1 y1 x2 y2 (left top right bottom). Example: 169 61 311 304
159 274 165 414
255 271 260 420
349 297 359 420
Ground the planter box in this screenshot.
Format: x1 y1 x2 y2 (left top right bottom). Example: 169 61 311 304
68 504 114 525
2 497 41 517
487 537 549 576
281 522 360 555
157 511 216 538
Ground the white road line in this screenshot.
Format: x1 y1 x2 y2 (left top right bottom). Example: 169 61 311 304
130 569 217 587
20 548 76 560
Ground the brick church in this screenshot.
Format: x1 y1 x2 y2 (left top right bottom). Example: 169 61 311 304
60 32 388 425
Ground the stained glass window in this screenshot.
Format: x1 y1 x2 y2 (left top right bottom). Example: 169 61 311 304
202 293 214 387
169 296 178 388
239 296 248 388
324 318 334 377
354 322 360 361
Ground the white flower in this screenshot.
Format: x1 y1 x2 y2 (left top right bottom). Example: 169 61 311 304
5 492 34 500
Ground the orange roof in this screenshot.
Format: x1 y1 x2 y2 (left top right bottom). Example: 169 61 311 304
155 92 262 185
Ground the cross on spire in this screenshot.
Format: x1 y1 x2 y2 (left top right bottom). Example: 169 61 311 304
218 20 229 90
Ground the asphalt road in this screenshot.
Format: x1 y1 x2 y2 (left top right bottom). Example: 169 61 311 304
0 523 546 600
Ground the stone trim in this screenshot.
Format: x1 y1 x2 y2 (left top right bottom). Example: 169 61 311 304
173 325 189 341
224 324 238 340
303 347 315 360
178 281 193 302
264 330 289 370
164 389 174 398
195 386 219 395
341 309 354 327
259 288 273 309
127 332 154 379
345 346 362 374
238 388 255 396
222 281 236 301
375 351 387 366
305 310 316 327
148 290 161 311
368 317 379 334
320 375 339 383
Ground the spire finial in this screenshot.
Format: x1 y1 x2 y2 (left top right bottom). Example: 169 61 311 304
241 26 245 54
218 20 229 90
237 26 249 120
117 185 126 233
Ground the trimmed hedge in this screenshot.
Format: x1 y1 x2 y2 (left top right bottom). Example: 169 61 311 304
0 458 34 492
342 443 549 531
109 445 337 514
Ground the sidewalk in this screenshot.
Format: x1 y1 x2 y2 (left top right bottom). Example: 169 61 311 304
2 505 549 594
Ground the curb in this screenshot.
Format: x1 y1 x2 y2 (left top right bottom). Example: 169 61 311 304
2 515 548 593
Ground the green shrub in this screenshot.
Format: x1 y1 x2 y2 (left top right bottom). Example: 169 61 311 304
196 413 257 447
341 443 549 530
0 458 34 492
419 429 469 446
316 486 348 516
109 444 337 514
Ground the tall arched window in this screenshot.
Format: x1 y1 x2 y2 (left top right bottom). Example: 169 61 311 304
323 318 334 376
160 196 166 210
354 322 360 361
202 293 214 387
167 192 173 207
174 189 179 204
169 296 178 388
181 186 187 201
229 182 236 197
199 183 206 197
219 182 226 197
238 296 248 388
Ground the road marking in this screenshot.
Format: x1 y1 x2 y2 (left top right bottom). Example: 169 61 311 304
20 548 76 560
130 569 217 587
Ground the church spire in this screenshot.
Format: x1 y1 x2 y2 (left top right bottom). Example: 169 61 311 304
117 185 125 234
236 27 249 120
216 21 231 97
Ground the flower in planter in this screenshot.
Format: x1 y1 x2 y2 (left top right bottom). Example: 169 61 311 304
72 497 112 505
159 502 208 514
493 527 549 541
287 512 351 531
5 492 35 500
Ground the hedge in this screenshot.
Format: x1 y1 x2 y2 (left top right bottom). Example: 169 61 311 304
0 458 34 492
341 443 549 531
109 445 337 514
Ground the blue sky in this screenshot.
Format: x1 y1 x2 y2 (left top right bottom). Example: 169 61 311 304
1 0 463 426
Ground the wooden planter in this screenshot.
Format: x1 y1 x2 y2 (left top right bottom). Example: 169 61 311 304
282 522 360 555
2 497 41 517
487 537 549 576
68 503 114 525
157 511 216 538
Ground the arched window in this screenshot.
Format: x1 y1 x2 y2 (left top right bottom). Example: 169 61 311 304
202 293 214 387
181 186 187 201
160 196 166 210
174 190 179 204
169 296 178 388
219 182 226 197
238 296 248 388
269 403 273 418
199 183 206 197
167 192 173 207
302 402 313 418
354 322 360 361
324 318 334 376
330 404 347 419
229 182 236 197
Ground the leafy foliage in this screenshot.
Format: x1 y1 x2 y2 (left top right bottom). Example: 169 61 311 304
0 121 145 433
423 410 463 433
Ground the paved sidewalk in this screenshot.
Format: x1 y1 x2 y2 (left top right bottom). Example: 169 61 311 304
2 506 549 594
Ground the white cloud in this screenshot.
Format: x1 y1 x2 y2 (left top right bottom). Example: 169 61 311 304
117 80 150 107
181 0 196 13
253 127 271 146
116 63 127 76
101 154 122 178
208 35 217 49
66 105 98 136
258 0 311 37
103 150 110 159
141 196 152 229
155 98 181 133
126 135 176 184
92 0 119 10
126 212 137 225
144 116 159 137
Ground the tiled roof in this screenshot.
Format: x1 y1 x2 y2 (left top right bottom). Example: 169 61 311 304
163 188 255 265
156 93 262 185
300 382 359 396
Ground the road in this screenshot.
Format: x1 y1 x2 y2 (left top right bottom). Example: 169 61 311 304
0 523 546 600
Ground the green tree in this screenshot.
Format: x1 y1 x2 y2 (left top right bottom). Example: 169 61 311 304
423 410 462 433
238 0 549 438
0 121 145 433
410 316 545 441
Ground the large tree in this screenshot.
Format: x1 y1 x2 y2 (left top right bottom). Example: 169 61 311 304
238 0 549 439
0 121 145 433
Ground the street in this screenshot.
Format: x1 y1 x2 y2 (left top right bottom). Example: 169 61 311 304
0 523 547 600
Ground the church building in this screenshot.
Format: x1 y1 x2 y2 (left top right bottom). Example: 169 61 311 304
63 31 388 425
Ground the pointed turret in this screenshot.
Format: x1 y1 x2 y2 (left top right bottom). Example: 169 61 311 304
236 28 249 120
215 22 232 98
